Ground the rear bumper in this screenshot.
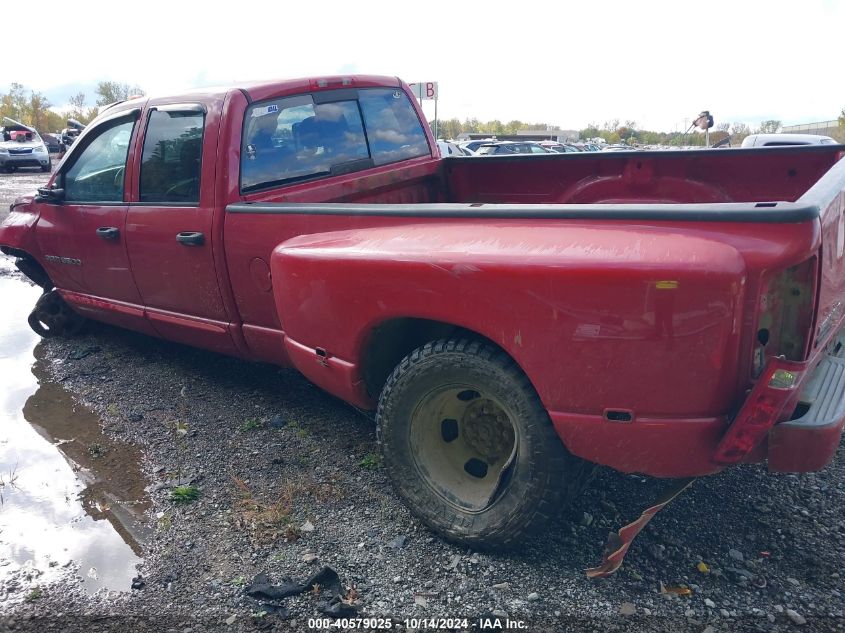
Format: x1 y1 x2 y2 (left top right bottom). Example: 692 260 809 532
552 330 845 478
767 343 845 471
549 412 729 478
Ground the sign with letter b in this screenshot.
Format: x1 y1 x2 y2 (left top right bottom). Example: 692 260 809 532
409 82 438 100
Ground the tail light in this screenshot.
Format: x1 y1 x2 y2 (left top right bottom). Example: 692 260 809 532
714 358 806 463
752 257 817 377
716 258 818 464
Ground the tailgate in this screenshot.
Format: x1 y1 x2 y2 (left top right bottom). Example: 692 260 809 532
717 153 845 472
802 154 845 352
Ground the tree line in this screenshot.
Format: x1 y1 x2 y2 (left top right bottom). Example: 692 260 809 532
431 115 845 145
0 82 144 134
4 82 842 145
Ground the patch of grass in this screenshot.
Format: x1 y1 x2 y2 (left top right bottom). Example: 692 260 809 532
175 421 189 436
359 453 382 470
0 463 19 487
106 403 120 417
241 418 264 432
170 485 200 504
296 428 309 438
25 587 42 602
231 476 295 544
230 475 336 545
88 443 107 458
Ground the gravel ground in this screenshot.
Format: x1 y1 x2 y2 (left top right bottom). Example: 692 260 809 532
1 172 844 632
0 166 52 217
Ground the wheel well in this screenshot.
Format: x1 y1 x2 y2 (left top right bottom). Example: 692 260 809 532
1 248 52 289
362 318 510 401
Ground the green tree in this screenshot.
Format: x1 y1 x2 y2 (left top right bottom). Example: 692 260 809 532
581 123 601 140
757 119 782 134
504 119 523 134
26 92 51 131
67 92 98 125
95 81 145 106
0 83 28 122
731 122 751 139
440 118 462 140
0 84 57 133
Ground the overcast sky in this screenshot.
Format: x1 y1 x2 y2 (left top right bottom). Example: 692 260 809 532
6 0 844 132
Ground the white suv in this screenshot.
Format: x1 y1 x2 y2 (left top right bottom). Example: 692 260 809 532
0 117 51 172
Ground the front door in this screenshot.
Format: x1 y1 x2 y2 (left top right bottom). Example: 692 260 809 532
125 104 236 355
35 110 154 334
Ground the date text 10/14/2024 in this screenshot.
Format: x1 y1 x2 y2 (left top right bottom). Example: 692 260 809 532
306 617 528 629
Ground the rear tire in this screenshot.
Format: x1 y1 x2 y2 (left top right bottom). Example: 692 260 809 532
377 338 582 548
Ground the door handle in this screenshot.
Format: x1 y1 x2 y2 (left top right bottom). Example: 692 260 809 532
96 226 120 241
176 231 205 246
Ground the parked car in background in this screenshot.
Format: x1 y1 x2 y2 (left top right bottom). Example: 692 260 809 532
436 140 465 157
548 144 582 154
456 139 496 155
602 144 638 151
537 141 565 151
741 133 837 148
0 117 51 172
60 119 86 150
476 141 551 155
40 133 63 153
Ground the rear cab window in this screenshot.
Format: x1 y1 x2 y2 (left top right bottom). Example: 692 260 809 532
357 89 430 166
240 87 430 193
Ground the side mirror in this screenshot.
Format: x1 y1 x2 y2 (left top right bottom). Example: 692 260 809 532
35 187 65 203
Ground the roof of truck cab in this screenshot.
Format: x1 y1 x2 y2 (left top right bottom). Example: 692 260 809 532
119 75 404 109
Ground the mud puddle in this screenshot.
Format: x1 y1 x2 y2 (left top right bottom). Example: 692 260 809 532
0 271 148 598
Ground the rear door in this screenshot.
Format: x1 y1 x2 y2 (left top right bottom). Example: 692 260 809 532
125 103 237 355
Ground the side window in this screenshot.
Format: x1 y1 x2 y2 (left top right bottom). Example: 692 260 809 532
140 110 205 204
241 96 368 192
63 118 135 203
358 89 430 166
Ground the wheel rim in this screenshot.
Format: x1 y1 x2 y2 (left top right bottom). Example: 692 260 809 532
28 291 83 337
409 384 518 513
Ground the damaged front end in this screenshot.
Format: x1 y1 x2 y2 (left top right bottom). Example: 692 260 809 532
2 198 84 337
1 197 51 290
1 194 43 277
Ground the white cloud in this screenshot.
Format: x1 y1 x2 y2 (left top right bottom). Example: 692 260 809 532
6 0 844 131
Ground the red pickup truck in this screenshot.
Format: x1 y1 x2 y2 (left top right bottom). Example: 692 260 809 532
3 75 845 549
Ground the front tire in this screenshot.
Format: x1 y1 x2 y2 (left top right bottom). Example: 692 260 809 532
28 290 85 338
377 338 578 548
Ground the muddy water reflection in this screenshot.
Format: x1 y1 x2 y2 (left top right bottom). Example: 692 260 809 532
0 275 147 594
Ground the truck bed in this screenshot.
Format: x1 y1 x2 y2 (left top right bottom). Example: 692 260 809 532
222 145 845 477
